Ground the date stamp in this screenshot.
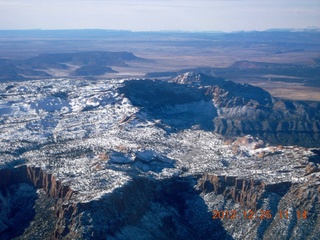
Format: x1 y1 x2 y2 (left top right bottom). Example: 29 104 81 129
212 210 308 220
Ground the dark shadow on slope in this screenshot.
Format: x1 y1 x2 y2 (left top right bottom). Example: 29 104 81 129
118 79 218 131
0 166 66 239
309 149 320 164
0 183 37 240
79 175 234 240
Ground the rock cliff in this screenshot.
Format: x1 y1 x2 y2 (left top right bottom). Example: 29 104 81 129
1 160 319 239
0 166 74 239
120 72 319 147
0 167 232 240
0 75 319 239
0 166 74 201
197 172 320 240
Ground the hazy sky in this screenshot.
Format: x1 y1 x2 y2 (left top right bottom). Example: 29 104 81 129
0 0 319 31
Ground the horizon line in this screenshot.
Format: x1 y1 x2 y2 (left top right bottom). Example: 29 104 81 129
0 27 320 34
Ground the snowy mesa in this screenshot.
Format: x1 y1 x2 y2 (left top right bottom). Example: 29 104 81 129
0 74 319 239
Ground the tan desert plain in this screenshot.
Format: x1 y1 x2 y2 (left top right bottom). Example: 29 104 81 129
0 30 319 101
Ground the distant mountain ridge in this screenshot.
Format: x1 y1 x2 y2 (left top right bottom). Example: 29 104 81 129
145 58 320 89
0 51 144 81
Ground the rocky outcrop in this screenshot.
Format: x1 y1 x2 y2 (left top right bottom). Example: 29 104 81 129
197 72 319 147
0 166 74 201
305 162 320 175
0 166 74 239
198 172 320 240
53 177 157 239
0 166 230 239
197 174 291 210
1 164 319 239
51 176 232 240
211 99 320 147
121 72 320 147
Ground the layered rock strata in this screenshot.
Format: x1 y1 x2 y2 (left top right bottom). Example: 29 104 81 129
120 72 320 147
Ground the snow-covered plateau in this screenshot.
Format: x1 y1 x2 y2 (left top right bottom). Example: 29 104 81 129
0 75 319 239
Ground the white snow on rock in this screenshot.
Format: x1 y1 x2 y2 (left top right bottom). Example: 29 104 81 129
0 78 318 202
108 151 134 164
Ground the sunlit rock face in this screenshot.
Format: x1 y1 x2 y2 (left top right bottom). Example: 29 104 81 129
0 74 319 239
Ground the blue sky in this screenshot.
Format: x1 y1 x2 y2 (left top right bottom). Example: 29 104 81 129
0 0 319 31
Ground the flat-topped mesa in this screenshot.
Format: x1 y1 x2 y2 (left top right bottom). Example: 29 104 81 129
197 174 292 210
0 166 74 201
171 72 320 147
120 73 319 146
0 51 146 80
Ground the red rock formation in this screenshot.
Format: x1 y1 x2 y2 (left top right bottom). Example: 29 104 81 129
0 166 74 201
197 174 291 210
26 167 74 200
0 165 76 239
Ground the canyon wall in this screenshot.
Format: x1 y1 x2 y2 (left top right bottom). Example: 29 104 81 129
0 165 319 239
0 166 74 201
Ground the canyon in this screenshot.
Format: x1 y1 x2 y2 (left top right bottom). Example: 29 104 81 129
0 72 319 239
